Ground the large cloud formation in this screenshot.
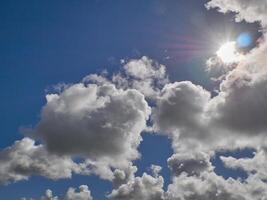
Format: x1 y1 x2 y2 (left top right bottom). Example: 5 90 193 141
31 83 150 159
24 82 151 181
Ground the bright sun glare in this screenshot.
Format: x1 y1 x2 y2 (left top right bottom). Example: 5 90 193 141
216 41 243 64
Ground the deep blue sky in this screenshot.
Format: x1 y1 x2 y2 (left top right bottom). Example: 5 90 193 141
0 0 260 199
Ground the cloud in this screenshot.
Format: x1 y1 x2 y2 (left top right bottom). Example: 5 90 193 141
221 148 267 180
209 68 267 135
158 1 267 199
148 2 267 198
0 138 79 185
108 165 165 200
152 41 267 152
123 56 166 80
2 57 165 185
85 56 169 99
18 56 170 182
21 185 93 200
40 189 59 200
22 189 59 200
203 0 267 138
123 56 169 98
206 0 267 27
112 165 138 188
167 152 213 177
107 159 267 200
152 81 211 136
65 185 93 200
166 172 258 200
206 0 267 114
26 82 150 176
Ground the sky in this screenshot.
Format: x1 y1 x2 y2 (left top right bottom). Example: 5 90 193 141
0 0 267 199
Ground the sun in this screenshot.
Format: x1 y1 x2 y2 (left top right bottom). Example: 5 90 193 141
216 42 243 64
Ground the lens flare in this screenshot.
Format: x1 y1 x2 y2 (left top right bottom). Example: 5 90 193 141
237 32 252 48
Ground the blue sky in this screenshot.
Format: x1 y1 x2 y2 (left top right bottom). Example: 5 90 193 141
0 0 266 200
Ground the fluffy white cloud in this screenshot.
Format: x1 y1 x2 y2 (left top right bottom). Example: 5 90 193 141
84 56 169 99
123 56 168 99
112 165 138 189
65 185 93 200
0 138 79 185
106 157 267 200
165 171 267 200
108 165 165 200
2 57 164 185
26 82 150 178
124 56 166 80
152 81 210 136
